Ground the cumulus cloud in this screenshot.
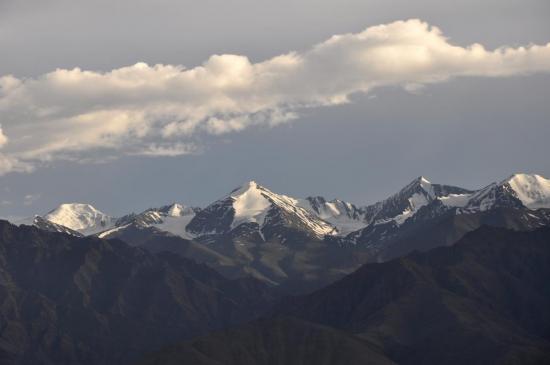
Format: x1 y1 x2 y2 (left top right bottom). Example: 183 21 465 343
0 19 549 175
0 125 8 147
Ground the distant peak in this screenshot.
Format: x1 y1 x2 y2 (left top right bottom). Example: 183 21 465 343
504 173 547 184
161 203 197 217
502 173 550 209
402 176 432 193
166 203 184 217
59 203 93 208
419 176 431 183
49 203 104 214
230 180 265 197
43 202 113 234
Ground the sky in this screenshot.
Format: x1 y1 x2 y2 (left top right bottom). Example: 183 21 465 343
1 0 550 219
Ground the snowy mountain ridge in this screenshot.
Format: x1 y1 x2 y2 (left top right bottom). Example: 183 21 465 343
12 173 550 241
361 176 472 227
15 215 85 237
299 196 366 235
98 203 199 239
346 173 550 250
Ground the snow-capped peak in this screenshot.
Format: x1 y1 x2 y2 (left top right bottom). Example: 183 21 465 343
394 176 435 199
461 173 550 212
187 180 337 238
230 181 271 228
163 203 195 217
362 176 474 227
364 176 435 225
418 176 433 193
44 203 114 235
15 215 84 237
504 173 550 209
230 180 260 195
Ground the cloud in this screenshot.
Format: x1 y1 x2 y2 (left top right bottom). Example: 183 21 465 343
0 19 549 175
131 143 199 157
0 125 8 148
0 154 34 175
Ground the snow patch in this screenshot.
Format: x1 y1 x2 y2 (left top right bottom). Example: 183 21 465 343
154 214 197 239
166 203 184 217
391 192 430 226
439 193 472 208
298 198 367 235
98 224 130 238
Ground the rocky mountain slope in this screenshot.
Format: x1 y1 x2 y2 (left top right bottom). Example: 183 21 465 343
0 220 277 365
276 226 550 364
139 317 395 365
144 226 550 365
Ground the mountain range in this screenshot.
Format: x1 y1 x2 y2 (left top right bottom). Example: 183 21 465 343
13 173 550 292
2 173 550 364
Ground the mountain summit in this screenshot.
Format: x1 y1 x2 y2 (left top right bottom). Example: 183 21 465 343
464 173 550 212
501 173 550 209
44 203 115 235
186 181 336 239
361 176 472 226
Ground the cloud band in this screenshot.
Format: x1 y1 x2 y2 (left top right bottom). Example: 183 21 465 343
0 19 549 174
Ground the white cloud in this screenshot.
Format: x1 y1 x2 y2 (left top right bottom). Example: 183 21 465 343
0 154 34 175
0 19 549 175
0 125 8 147
132 143 199 157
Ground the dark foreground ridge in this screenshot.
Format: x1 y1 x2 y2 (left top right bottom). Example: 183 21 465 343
2 217 550 365
0 220 277 365
139 316 395 365
142 226 550 365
